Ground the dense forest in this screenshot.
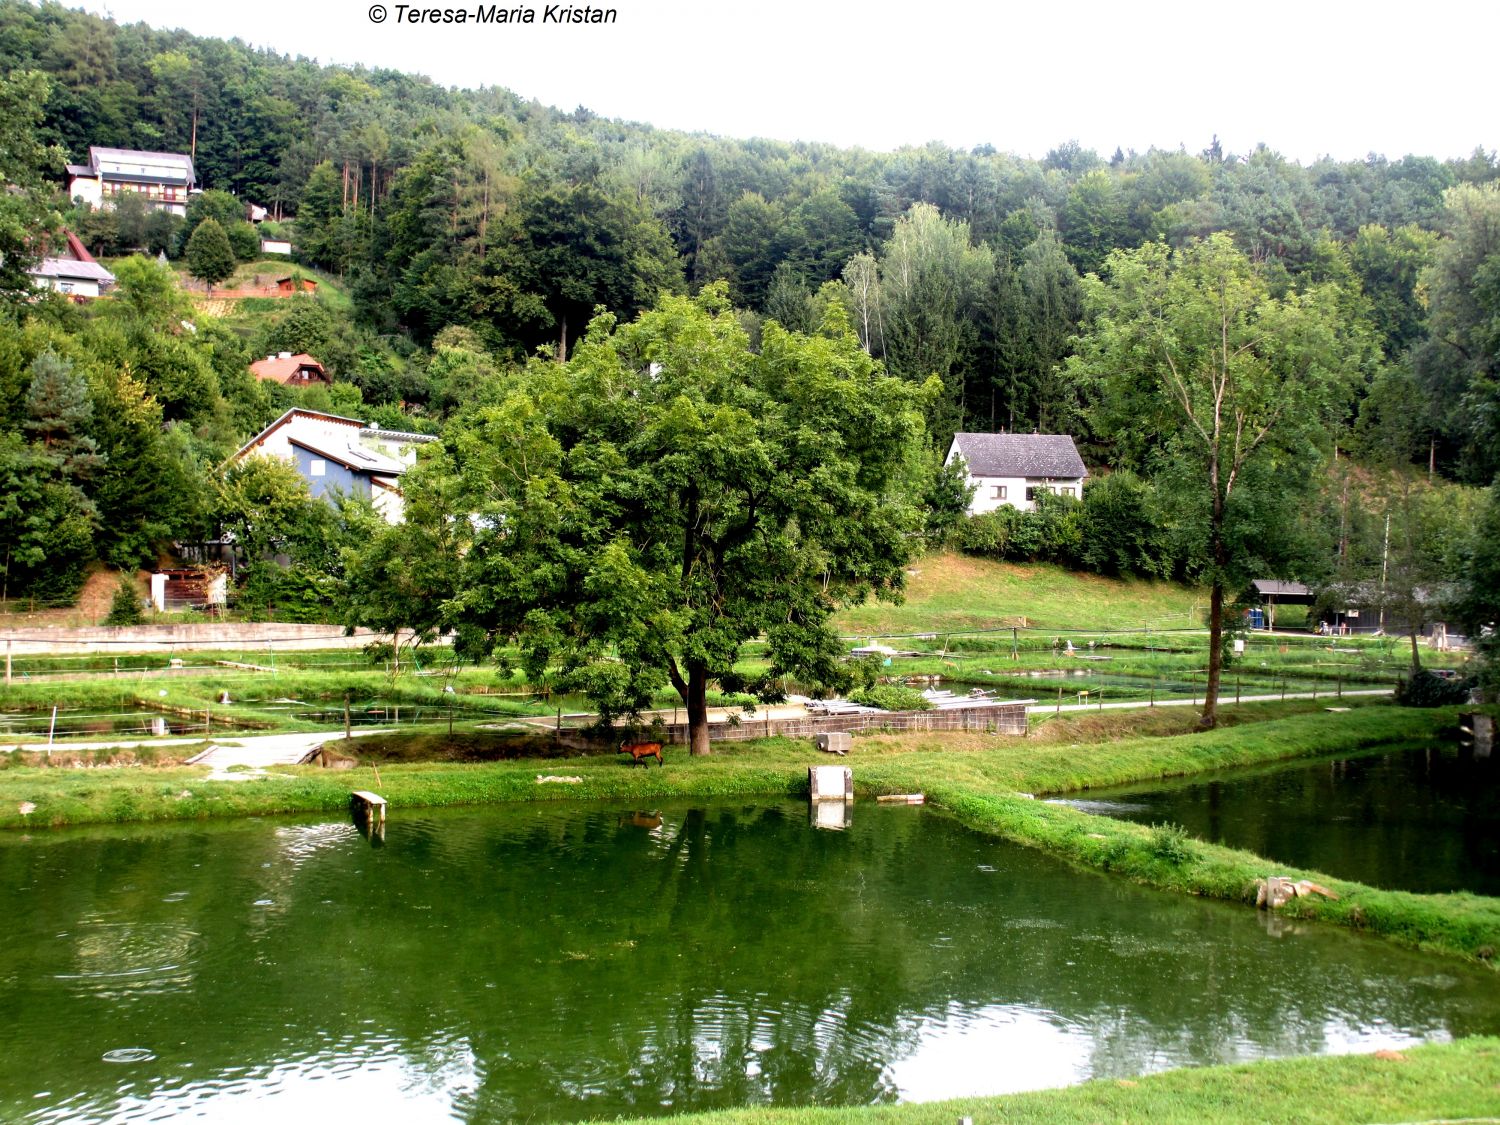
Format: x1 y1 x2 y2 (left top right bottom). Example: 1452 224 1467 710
0 0 1496 708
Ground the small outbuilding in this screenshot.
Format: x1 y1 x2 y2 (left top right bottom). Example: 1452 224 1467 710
276 276 317 294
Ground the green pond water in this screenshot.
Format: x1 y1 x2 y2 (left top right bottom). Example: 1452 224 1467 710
2 800 1498 1124
1052 740 1499 896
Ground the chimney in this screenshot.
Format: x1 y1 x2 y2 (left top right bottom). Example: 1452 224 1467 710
279 351 292 359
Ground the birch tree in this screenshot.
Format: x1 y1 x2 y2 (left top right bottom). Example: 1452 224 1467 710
1072 234 1356 726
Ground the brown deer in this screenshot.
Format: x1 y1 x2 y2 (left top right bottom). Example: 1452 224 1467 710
618 740 664 767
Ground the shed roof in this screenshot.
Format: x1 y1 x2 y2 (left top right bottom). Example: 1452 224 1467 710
948 433 1087 479
1250 579 1314 599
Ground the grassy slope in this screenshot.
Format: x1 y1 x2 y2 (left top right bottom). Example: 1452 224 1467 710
598 1037 1500 1125
833 552 1207 634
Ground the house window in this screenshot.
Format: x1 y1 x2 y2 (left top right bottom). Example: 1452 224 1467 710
1025 487 1037 502
1060 486 1075 497
991 485 1007 500
310 459 326 477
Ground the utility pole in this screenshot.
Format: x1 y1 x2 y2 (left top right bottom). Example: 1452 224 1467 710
1379 511 1391 635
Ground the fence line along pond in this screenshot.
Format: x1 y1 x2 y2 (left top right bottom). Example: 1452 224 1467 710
1 799 1497 1124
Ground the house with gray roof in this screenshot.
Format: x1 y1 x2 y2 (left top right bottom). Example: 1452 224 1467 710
29 230 115 299
945 433 1088 515
66 146 197 217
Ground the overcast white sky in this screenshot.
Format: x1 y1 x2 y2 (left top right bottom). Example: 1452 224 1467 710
79 0 1496 164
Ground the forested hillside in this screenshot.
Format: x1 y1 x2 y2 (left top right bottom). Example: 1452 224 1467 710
0 0 1496 703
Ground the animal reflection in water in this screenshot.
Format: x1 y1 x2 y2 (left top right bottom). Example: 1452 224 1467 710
619 811 663 830
618 740 664 767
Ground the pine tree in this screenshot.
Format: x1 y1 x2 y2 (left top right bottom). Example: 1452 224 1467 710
105 577 146 625
185 218 237 291
24 352 101 479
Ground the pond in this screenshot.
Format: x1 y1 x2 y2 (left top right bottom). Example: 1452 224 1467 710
1 800 1497 1123
0 709 251 738
1049 740 1500 896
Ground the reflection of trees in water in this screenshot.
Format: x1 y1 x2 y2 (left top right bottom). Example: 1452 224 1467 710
1090 743 1500 895
1 802 1498 1121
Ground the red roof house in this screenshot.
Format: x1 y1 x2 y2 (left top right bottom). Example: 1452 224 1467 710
249 352 329 385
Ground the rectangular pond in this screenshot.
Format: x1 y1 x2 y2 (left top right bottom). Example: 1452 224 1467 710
1049 740 1499 895
1 799 1497 1123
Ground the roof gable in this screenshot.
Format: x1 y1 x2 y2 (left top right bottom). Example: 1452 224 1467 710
249 353 327 383
232 407 365 461
949 433 1087 479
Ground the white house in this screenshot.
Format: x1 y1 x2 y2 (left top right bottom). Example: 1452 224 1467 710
945 432 1088 515
29 229 115 298
232 408 437 524
66 147 197 217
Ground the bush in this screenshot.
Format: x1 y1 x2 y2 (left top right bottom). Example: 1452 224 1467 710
104 578 145 626
954 509 1015 555
1148 822 1195 865
848 684 932 712
227 220 260 262
1394 668 1473 707
1080 470 1175 578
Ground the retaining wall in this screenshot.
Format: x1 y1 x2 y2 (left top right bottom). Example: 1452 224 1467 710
0 624 443 655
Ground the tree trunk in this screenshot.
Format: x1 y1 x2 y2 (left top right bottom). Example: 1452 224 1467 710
685 663 711 756
1200 480 1227 729
557 313 568 364
1201 579 1224 729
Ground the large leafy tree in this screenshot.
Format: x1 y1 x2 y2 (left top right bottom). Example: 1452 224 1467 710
1454 482 1500 700
876 203 994 441
448 288 928 755
491 179 684 360
1073 234 1358 727
1413 183 1500 482
0 70 64 306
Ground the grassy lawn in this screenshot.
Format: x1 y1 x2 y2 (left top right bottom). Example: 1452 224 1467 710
602 1036 1500 1125
832 552 1209 635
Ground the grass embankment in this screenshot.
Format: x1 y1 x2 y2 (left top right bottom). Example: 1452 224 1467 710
832 551 1207 633
4 703 1495 963
602 1037 1500 1125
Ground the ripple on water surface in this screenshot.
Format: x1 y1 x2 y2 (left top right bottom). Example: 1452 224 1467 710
54 920 199 998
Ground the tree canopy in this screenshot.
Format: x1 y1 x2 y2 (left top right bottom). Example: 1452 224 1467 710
442 288 929 753
1072 234 1361 725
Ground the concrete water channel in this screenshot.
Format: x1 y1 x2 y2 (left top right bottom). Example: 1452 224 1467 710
1 797 1497 1123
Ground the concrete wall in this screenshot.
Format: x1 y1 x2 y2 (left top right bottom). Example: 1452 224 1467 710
0 623 424 654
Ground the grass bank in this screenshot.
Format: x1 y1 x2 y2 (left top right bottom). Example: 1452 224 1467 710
832 551 1206 633
1 705 1493 963
601 1036 1500 1125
